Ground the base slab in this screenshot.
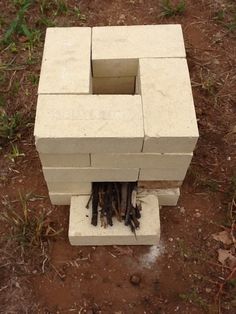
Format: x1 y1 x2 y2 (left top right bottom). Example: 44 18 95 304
69 194 160 246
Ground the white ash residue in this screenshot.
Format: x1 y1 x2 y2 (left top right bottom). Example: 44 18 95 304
139 243 164 269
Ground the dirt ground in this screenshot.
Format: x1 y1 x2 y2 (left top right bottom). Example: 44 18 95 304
0 0 236 313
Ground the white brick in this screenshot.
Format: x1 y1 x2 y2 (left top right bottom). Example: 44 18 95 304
48 189 178 206
138 188 180 206
69 194 160 245
34 95 144 153
38 27 91 94
92 77 135 94
140 58 199 153
47 182 91 194
49 192 74 205
40 154 90 167
92 25 186 77
139 168 188 181
43 167 139 182
91 153 192 169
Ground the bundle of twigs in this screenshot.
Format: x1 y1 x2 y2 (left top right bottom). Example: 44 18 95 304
87 182 141 234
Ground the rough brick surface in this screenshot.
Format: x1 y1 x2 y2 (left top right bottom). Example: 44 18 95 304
138 188 180 206
92 77 135 94
47 182 91 194
34 95 144 153
38 27 91 94
40 154 90 167
92 25 186 77
91 153 192 169
140 58 199 153
43 167 139 182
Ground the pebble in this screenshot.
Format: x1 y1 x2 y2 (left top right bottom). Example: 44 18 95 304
130 274 141 286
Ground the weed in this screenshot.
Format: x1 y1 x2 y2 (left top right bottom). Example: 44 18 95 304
0 192 62 250
214 9 225 21
74 7 86 21
0 95 6 107
188 168 219 192
225 14 236 32
160 0 186 17
55 0 68 15
7 143 25 162
37 16 55 27
0 110 23 142
9 42 18 53
28 73 39 85
1 0 33 46
179 289 208 310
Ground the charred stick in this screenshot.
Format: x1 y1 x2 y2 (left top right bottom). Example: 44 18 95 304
135 204 141 219
125 183 132 226
114 183 121 220
121 183 128 217
91 183 99 226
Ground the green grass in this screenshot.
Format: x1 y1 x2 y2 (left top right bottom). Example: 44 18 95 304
0 110 23 142
179 289 208 311
7 143 25 162
160 0 186 17
1 0 40 48
0 192 62 249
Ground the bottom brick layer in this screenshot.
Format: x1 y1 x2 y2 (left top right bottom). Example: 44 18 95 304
49 188 180 206
69 194 160 246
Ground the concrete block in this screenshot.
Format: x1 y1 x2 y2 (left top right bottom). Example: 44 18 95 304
138 188 180 206
69 194 160 245
91 153 192 169
40 154 90 167
92 24 186 77
92 77 135 94
34 95 144 153
38 27 91 94
43 167 139 182
139 168 188 181
47 181 91 194
139 58 199 153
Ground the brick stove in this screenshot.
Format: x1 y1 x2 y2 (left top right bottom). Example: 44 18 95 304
34 25 199 245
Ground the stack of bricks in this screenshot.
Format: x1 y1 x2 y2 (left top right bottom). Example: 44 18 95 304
34 25 199 245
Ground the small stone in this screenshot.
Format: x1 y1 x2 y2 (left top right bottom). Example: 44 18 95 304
130 274 141 286
180 207 185 214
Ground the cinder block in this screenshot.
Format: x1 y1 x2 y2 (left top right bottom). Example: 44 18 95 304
92 77 135 94
69 194 160 245
38 27 91 94
139 168 188 181
34 95 144 153
139 58 199 153
92 25 186 77
47 182 91 194
138 188 180 206
91 153 192 169
40 154 90 167
43 167 139 182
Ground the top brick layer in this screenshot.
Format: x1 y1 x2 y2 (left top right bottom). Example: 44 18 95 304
92 24 186 77
38 27 91 94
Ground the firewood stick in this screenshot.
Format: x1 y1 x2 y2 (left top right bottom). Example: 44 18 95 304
91 183 99 226
121 183 128 217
